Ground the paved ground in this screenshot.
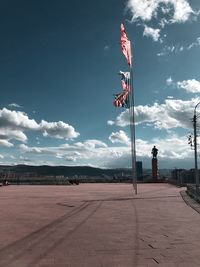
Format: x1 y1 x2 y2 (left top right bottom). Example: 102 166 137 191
0 183 200 267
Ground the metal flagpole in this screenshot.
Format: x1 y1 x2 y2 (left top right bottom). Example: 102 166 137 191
129 65 137 194
119 22 137 194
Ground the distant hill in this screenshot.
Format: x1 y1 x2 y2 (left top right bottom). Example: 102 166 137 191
0 165 173 179
0 164 132 177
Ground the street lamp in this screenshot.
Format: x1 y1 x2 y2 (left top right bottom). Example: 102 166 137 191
193 102 200 189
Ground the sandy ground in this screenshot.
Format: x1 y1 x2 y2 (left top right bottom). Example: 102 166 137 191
0 183 200 267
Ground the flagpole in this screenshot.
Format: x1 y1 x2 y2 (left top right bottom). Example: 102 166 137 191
119 22 137 194
130 65 137 194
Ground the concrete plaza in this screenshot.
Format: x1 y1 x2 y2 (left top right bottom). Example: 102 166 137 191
0 183 200 267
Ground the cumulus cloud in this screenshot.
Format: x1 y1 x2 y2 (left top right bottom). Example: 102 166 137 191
167 78 200 93
105 133 193 168
20 139 126 161
0 140 13 147
110 98 199 130
136 135 190 159
18 133 192 168
115 110 130 127
109 130 130 144
0 108 79 147
127 0 195 25
40 120 79 139
20 139 107 157
177 79 200 93
19 140 130 168
0 108 39 130
19 144 42 153
0 129 27 143
143 25 161 42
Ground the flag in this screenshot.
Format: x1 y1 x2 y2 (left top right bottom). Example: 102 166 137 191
113 91 129 108
119 71 130 80
119 71 130 91
120 23 132 66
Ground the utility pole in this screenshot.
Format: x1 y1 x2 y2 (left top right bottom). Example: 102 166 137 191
193 103 200 190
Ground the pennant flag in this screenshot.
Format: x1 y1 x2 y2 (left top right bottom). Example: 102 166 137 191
120 23 132 66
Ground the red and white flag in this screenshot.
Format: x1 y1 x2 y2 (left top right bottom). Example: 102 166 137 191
120 23 132 66
119 71 130 91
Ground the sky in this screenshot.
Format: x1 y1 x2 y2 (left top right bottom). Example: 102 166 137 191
0 0 200 169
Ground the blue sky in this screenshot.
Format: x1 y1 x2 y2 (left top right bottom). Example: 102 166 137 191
0 0 200 168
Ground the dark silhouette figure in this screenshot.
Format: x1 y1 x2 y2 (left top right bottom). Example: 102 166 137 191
152 146 158 159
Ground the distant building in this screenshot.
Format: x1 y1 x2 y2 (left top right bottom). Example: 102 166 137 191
136 161 143 181
171 168 195 185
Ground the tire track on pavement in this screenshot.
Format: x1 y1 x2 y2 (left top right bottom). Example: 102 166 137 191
0 201 91 267
27 201 102 267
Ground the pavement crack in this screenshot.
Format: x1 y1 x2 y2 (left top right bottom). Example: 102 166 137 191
148 244 156 249
152 258 159 264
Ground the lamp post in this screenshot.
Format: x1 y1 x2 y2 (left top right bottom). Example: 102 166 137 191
193 102 200 189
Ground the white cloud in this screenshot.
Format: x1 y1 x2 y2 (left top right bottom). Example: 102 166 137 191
19 144 42 153
107 120 115 126
136 134 191 159
0 108 80 147
111 98 199 130
171 0 194 23
8 103 21 108
83 139 107 148
127 0 158 21
143 25 161 42
20 139 107 157
115 110 130 127
18 133 192 168
157 52 165 57
177 79 200 93
109 130 130 144
0 140 13 147
127 0 195 25
187 37 200 50
19 156 31 162
65 156 77 162
40 120 79 140
0 108 39 130
157 37 200 57
0 129 27 143
19 139 128 165
157 45 178 56
166 76 173 86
